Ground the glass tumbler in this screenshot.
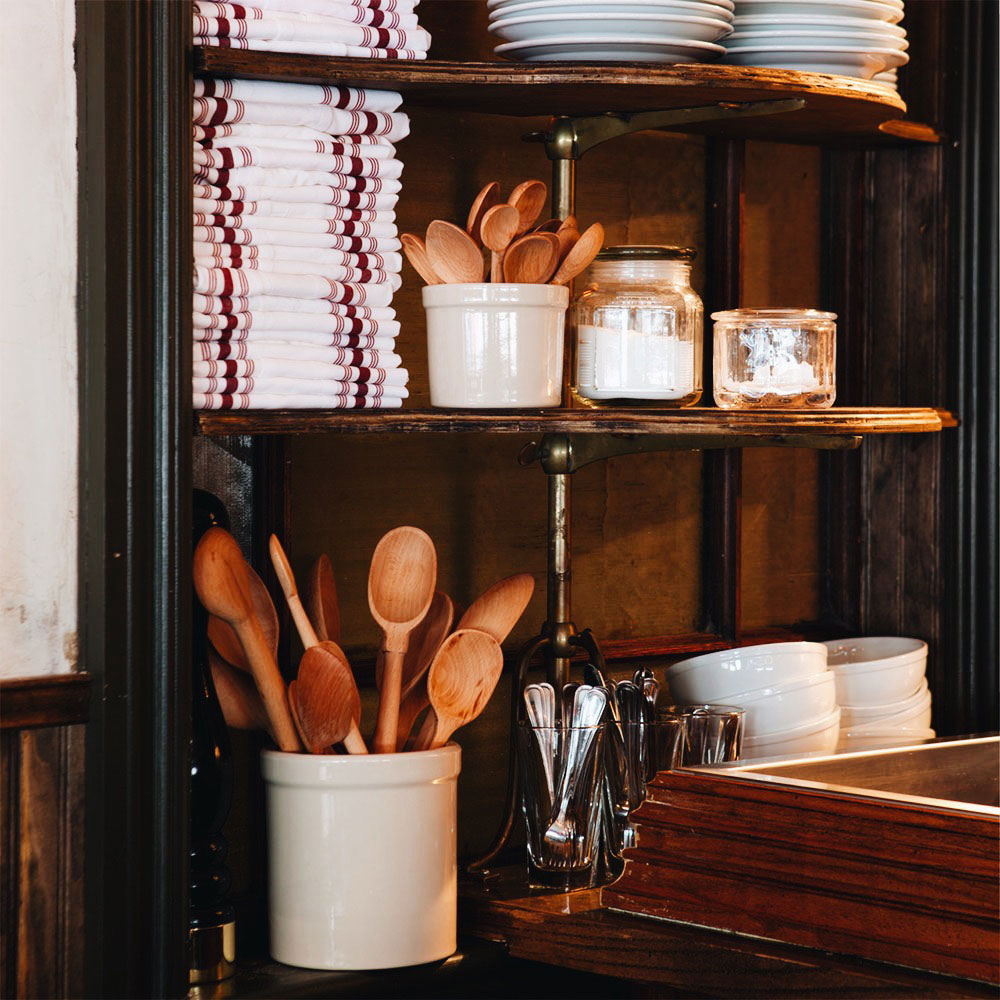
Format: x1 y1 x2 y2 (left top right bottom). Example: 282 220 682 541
711 308 836 409
516 720 606 889
660 704 745 765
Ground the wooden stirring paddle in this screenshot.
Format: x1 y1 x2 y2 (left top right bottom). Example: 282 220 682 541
480 203 519 283
368 526 437 753
551 222 605 286
410 629 505 751
193 527 301 752
294 642 367 754
425 220 484 284
503 232 559 284
401 232 441 286
465 180 501 245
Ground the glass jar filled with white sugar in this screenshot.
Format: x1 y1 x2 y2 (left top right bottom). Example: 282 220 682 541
571 246 703 407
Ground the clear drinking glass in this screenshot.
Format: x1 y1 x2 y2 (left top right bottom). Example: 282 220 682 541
660 704 745 765
711 308 836 409
516 720 606 889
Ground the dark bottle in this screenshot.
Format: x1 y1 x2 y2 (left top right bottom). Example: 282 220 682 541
190 490 236 983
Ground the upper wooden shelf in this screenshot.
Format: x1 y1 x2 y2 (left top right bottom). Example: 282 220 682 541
194 406 947 439
193 50 937 146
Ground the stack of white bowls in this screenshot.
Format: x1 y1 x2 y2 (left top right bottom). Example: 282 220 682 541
824 637 934 751
487 0 734 63
664 642 840 760
723 0 908 88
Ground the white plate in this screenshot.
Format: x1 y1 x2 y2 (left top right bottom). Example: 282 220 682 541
729 30 908 53
735 0 903 24
491 12 734 43
726 40 908 70
491 0 734 21
495 33 726 61
722 45 889 77
733 12 905 36
488 0 734 8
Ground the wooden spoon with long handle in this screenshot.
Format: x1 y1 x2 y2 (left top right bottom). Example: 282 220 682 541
391 591 456 749
293 642 368 754
401 232 442 286
410 630 505 751
208 562 279 673
551 222 605 286
466 180 501 245
193 527 301 752
555 218 580 264
269 534 319 650
503 232 559 284
457 573 535 643
368 526 437 753
425 220 484 284
508 179 547 236
209 648 272 735
480 203 519 283
305 553 341 644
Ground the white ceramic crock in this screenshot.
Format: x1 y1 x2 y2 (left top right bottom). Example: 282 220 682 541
261 744 461 971
422 283 568 407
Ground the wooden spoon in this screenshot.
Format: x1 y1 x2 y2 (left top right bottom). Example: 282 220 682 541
465 180 501 245
368 526 438 753
305 554 341 644
503 232 559 284
411 630 505 751
425 220 484 284
457 573 535 644
551 222 605 286
555 219 580 264
269 534 319 650
294 642 368 754
480 203 520 283
209 648 271 735
508 179 547 236
193 527 301 752
391 591 457 749
207 562 279 672
400 232 441 286
533 218 563 234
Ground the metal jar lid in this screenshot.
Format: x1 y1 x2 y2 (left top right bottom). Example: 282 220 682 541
595 245 697 262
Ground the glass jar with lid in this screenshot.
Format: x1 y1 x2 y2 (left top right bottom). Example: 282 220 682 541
571 245 703 407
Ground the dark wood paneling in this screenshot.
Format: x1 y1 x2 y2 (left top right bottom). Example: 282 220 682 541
0 674 91 730
1 726 86 999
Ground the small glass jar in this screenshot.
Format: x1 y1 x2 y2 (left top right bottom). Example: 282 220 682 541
571 246 703 407
711 308 837 409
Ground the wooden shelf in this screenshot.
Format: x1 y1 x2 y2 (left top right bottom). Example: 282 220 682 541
458 869 996 998
193 50 931 146
194 405 946 439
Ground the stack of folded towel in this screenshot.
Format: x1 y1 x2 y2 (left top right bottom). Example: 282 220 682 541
193 0 430 60
193 76 410 409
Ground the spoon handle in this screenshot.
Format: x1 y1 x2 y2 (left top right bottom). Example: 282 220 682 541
270 535 320 649
490 250 503 283
409 708 442 752
395 689 429 750
343 720 369 755
235 616 302 752
374 647 405 753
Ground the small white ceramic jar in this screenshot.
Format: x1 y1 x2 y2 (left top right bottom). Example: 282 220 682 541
712 308 837 408
423 283 568 408
571 245 703 406
261 744 461 971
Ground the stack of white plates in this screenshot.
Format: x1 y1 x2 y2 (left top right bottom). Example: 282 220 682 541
488 0 734 63
664 641 840 760
824 637 935 751
723 0 907 86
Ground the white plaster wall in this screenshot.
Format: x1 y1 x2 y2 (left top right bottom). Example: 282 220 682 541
0 0 78 676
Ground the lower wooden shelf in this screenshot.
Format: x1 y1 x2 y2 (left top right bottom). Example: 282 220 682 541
458 868 997 998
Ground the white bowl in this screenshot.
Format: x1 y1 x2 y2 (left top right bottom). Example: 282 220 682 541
837 727 936 752
730 670 836 738
823 637 928 704
665 641 828 703
422 283 567 408
490 11 734 43
839 677 929 722
846 689 933 732
741 707 841 759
